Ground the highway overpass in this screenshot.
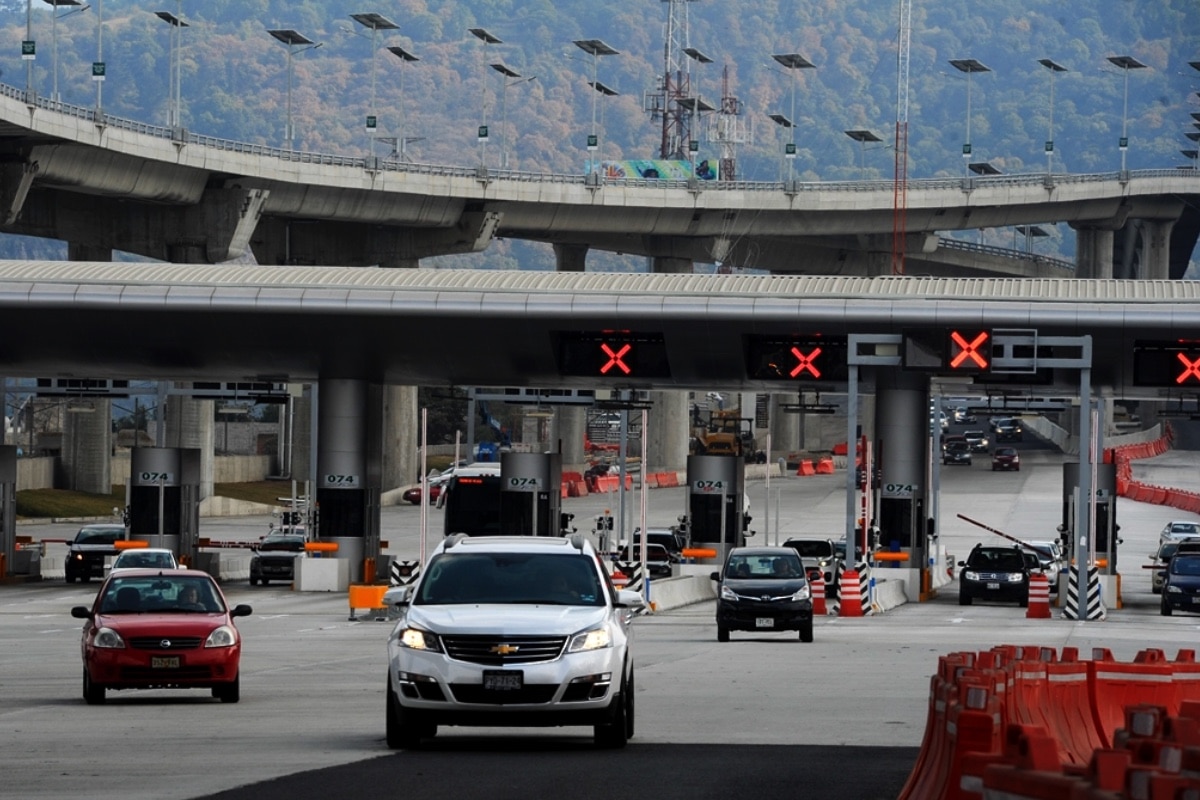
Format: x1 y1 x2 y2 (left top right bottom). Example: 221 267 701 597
0 84 1196 277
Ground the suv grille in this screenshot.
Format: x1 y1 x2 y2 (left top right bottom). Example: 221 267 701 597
442 635 566 665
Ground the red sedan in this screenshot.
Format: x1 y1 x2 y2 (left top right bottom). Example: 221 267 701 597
71 569 251 704
401 483 443 505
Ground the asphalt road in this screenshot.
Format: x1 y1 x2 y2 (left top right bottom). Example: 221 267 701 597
5 433 1200 800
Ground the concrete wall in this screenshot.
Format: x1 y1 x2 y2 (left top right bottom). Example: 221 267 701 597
16 454 274 491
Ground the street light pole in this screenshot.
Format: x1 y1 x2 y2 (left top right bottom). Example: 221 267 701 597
490 63 535 169
949 59 991 177
44 0 88 106
573 39 619 178
844 129 882 180
470 28 502 167
350 13 399 159
771 53 815 184
1038 59 1067 175
23 0 34 96
154 3 187 129
91 0 102 112
268 29 322 151
387 44 419 161
1108 55 1147 174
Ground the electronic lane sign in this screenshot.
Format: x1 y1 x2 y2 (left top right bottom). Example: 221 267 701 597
1133 340 1200 387
746 335 849 382
903 328 991 373
556 331 672 379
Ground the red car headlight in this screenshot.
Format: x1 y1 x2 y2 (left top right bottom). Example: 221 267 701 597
93 627 125 649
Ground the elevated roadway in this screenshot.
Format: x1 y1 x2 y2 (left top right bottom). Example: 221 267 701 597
0 84 1196 276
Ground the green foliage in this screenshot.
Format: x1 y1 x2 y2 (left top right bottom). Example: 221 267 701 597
16 486 126 519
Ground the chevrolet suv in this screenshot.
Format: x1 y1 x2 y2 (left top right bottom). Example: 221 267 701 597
386 534 645 749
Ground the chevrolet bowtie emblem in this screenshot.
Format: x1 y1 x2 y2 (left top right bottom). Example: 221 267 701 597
491 644 520 655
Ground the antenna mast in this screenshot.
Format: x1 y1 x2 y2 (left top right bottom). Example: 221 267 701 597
892 0 912 275
644 0 699 159
711 65 747 181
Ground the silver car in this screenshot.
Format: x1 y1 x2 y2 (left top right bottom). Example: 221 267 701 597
386 534 645 749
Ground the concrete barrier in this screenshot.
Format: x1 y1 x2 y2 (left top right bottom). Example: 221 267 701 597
643 572 717 611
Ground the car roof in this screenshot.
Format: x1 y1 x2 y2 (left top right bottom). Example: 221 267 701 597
729 546 804 557
79 524 125 532
105 567 215 580
438 534 594 556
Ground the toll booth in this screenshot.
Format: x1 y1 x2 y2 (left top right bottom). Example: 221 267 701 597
0 446 15 576
129 447 201 564
499 452 562 536
1061 462 1119 574
686 454 745 564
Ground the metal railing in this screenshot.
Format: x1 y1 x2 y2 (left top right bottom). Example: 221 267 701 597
938 238 1076 272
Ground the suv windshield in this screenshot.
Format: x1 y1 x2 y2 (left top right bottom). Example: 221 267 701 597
725 552 805 579
415 552 606 606
785 540 834 558
76 530 120 545
967 548 1026 572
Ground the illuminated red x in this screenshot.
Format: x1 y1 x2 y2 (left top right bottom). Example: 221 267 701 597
950 331 989 369
790 346 822 378
1176 352 1200 385
600 343 632 375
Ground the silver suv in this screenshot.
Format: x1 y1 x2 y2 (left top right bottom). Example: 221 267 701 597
386 534 646 749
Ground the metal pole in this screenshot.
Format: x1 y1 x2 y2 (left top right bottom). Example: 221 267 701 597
590 55 599 176
25 0 32 94
285 46 294 148
1046 67 1055 174
94 0 101 111
51 4 58 104
419 408 427 564
1120 67 1129 173
640 409 649 601
788 74 796 182
764 429 772 544
174 0 182 128
964 71 972 176
369 25 377 157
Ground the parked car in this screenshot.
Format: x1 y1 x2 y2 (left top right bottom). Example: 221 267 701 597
386 533 645 749
942 440 972 466
991 447 1020 471
65 524 125 583
782 537 843 595
110 547 178 573
957 544 1030 607
402 483 443 505
963 430 990 452
70 569 251 704
1160 521 1200 546
711 546 814 642
249 529 307 586
1161 554 1200 616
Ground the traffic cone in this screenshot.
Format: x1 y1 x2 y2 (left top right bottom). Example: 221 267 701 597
838 569 864 617
1026 572 1051 619
810 570 827 615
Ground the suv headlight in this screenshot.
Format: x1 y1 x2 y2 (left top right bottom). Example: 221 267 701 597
963 570 980 581
791 585 811 601
719 585 739 601
1004 573 1024 583
398 627 443 652
568 627 612 653
1167 585 1183 594
93 627 125 649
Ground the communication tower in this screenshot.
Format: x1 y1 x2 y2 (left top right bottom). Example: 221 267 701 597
644 0 702 160
708 65 749 181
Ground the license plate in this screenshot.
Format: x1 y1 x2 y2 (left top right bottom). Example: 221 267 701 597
986 582 1000 590
483 670 523 691
755 617 774 628
151 656 180 669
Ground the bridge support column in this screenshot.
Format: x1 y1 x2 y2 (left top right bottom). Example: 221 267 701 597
647 391 689 471
554 243 588 271
164 393 214 501
555 406 587 468
770 395 800 456
651 256 692 274
0 161 37 225
1137 219 1175 280
382 386 418 493
1073 226 1115 278
873 369 930 603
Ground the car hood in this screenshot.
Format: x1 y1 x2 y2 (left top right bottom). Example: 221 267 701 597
94 612 230 634
406 604 609 635
1167 575 1200 590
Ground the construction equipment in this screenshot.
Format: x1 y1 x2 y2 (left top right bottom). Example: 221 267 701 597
691 407 764 462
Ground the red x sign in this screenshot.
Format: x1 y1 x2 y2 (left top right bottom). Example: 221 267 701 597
949 330 990 369
790 346 822 378
600 343 632 375
1176 352 1200 385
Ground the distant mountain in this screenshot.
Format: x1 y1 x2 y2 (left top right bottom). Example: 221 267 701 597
0 0 1196 269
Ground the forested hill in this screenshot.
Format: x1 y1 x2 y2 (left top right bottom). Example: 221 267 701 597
0 0 1196 268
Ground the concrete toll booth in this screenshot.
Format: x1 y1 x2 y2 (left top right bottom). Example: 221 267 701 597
129 447 201 564
686 454 745 565
0 445 15 576
1062 461 1119 579
499 452 562 536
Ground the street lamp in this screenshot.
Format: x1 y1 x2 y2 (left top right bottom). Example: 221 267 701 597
154 3 187 128
1107 55 1147 174
588 78 620 173
770 53 815 183
43 0 90 105
574 38 620 177
470 27 502 165
490 63 535 169
949 58 991 177
350 13 399 158
386 44 419 161
91 0 103 112
682 45 713 168
1037 58 1067 175
22 0 35 96
268 29 322 150
844 129 882 180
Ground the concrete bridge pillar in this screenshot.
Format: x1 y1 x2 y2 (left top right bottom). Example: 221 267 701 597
769 395 800 456
164 393 214 501
1074 226 1114 278
554 244 588 271
382 385 419 492
1138 219 1176 280
647 391 689 471
555 406 587 468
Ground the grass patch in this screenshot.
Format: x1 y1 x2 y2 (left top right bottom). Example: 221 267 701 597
16 487 127 519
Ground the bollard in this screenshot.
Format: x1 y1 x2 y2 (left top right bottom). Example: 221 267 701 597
838 569 864 617
1026 572 1051 619
810 570 827 615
